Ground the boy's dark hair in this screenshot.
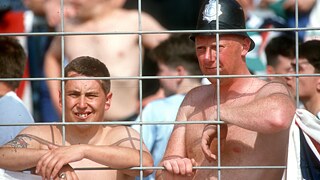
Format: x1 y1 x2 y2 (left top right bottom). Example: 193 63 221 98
265 35 296 67
64 56 111 93
299 40 320 73
0 36 27 89
149 34 201 77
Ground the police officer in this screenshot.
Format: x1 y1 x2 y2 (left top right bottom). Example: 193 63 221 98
156 0 295 179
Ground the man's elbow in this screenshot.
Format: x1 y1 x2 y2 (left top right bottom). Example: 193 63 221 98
141 152 154 176
143 169 154 177
268 106 295 132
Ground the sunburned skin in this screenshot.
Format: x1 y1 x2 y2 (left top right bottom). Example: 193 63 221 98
185 82 291 179
2 125 145 180
157 78 294 180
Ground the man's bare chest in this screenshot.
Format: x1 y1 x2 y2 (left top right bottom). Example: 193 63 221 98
66 35 136 53
185 124 258 162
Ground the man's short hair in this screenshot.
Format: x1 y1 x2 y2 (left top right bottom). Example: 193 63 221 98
64 56 111 93
0 36 27 90
265 35 296 67
299 40 320 73
149 34 202 77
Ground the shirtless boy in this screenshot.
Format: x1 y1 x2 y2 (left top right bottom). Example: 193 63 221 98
0 56 153 180
44 0 168 121
156 0 296 179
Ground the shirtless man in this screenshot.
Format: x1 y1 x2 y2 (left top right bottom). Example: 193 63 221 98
156 0 296 179
0 56 153 180
44 0 168 121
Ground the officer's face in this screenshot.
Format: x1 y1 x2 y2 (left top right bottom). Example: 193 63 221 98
195 35 249 81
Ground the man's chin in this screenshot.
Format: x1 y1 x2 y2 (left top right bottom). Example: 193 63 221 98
75 124 92 130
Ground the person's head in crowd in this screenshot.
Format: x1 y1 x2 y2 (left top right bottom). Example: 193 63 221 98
149 34 202 97
64 56 111 94
0 36 26 91
190 0 255 81
265 34 296 83
189 0 255 84
61 56 112 124
287 39 320 114
190 0 255 48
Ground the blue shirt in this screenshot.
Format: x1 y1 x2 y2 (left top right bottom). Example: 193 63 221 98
0 91 35 145
132 94 185 180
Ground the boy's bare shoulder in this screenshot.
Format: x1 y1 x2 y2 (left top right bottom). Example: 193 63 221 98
104 125 141 148
106 125 139 137
20 125 59 136
3 125 61 148
19 125 61 143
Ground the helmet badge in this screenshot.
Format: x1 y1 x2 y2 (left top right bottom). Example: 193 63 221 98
202 0 223 24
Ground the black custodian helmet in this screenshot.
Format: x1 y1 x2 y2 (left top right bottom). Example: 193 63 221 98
190 0 255 51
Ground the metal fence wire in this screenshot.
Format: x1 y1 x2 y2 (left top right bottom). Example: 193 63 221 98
1 0 320 179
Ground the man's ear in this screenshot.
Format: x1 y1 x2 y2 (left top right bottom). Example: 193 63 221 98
266 65 276 81
176 65 186 83
316 77 320 91
266 65 275 75
59 90 62 109
176 65 186 76
241 37 251 56
105 92 112 111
